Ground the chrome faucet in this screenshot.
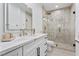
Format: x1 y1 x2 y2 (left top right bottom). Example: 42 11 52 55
19 29 25 36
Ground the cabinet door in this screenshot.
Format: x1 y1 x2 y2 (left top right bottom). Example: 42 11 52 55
23 46 37 56
25 48 37 56
2 47 22 56
3 49 18 56
36 36 47 56
23 41 35 56
36 37 47 56
40 41 47 56
17 47 23 56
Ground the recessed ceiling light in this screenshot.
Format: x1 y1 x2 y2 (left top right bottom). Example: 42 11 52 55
56 5 58 8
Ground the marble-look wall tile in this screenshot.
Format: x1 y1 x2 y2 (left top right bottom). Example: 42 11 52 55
43 5 75 46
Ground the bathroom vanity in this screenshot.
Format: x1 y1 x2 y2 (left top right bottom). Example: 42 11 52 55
0 34 48 56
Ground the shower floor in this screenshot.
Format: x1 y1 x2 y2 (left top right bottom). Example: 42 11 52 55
47 42 75 56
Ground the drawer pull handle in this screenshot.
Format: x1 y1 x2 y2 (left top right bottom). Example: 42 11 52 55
37 47 40 56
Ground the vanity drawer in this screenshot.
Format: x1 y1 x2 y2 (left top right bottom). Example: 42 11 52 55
2 47 22 56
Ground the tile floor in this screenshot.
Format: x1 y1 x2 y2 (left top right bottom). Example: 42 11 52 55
47 43 75 56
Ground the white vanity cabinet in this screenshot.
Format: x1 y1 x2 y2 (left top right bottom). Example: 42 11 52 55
0 34 48 56
2 47 22 56
39 37 47 56
23 36 47 56
39 40 47 56
3 49 18 56
23 47 37 56
35 36 48 56
22 40 37 56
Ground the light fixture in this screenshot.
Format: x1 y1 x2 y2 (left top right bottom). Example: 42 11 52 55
56 5 58 8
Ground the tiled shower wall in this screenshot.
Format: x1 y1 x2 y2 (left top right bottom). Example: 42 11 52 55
43 4 75 45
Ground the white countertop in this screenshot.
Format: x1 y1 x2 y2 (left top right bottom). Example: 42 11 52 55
0 33 47 55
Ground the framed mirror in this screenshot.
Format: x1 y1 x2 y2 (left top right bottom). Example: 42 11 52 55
5 3 32 31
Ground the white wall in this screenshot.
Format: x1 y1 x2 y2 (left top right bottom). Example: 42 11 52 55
0 4 3 35
32 4 43 33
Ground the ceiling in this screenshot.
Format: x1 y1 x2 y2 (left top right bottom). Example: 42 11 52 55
42 3 72 12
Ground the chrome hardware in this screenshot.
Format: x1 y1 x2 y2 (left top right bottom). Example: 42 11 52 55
37 47 40 56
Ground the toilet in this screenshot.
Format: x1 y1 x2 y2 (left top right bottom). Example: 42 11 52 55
47 40 56 51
